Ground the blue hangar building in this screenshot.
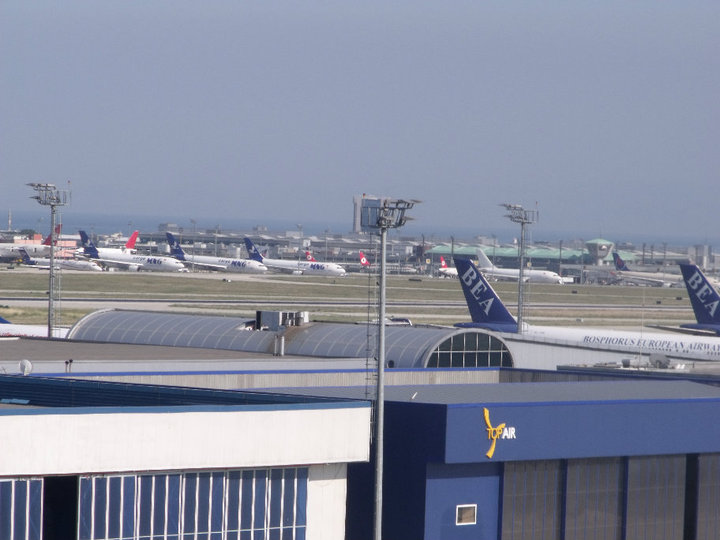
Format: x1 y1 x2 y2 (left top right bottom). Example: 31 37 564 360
331 379 720 540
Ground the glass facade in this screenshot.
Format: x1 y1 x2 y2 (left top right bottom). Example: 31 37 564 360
77 468 307 540
565 458 623 540
501 457 686 540
501 460 562 540
426 332 513 368
626 455 685 540
0 478 43 540
696 453 720 540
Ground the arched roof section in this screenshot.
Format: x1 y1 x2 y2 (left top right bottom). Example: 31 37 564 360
68 310 274 353
68 310 514 368
284 323 474 368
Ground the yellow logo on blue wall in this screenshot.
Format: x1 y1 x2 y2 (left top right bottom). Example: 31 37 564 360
483 407 516 459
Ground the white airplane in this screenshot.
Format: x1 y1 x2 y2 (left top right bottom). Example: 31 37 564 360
244 237 346 277
454 257 720 363
0 228 56 259
438 256 458 278
79 230 187 272
475 248 563 284
611 252 682 287
166 232 267 274
17 248 103 271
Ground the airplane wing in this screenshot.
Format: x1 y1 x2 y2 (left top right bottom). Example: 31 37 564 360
88 257 142 272
263 261 304 275
615 271 677 287
646 324 720 337
179 260 228 272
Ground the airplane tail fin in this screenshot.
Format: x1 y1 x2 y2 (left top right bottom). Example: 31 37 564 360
43 224 62 246
359 251 370 267
78 230 99 259
679 264 720 326
125 230 139 250
453 257 518 332
243 238 264 262
440 256 448 269
165 232 186 260
475 248 494 269
79 230 91 247
612 252 630 271
305 251 316 262
17 248 33 265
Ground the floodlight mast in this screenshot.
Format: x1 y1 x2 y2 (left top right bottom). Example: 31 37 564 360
27 183 69 338
361 196 417 540
500 203 537 333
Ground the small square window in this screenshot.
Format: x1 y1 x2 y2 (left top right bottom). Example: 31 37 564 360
456 504 477 526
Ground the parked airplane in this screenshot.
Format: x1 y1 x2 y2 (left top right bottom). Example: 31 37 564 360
243 237 346 277
166 232 267 274
475 248 563 284
438 256 458 278
359 251 371 268
358 251 373 271
453 257 720 363
679 264 720 336
355 250 416 274
611 252 681 287
17 248 103 271
79 230 187 272
0 227 58 259
76 230 138 257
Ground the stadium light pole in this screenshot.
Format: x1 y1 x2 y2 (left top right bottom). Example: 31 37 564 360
501 203 537 333
360 197 417 540
27 183 69 338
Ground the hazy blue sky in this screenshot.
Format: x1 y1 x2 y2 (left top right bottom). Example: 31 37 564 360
2 1 718 244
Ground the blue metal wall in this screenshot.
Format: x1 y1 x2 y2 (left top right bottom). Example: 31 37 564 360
425 463 501 540
445 399 720 463
374 383 720 539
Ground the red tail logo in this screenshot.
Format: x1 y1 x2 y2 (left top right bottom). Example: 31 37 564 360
42 224 62 246
126 230 139 250
359 251 370 267
305 251 316 261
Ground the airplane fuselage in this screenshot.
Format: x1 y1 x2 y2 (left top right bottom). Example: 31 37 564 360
480 265 563 284
263 258 346 277
520 324 720 362
183 254 267 274
23 257 103 271
90 249 187 272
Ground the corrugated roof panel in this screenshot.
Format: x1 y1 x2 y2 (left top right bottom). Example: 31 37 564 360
68 310 510 369
69 310 262 351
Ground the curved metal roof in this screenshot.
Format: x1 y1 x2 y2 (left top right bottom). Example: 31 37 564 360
68 310 275 353
283 323 474 368
68 310 511 369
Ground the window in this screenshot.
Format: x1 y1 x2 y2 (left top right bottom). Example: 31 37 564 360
77 468 308 540
0 478 44 540
456 504 477 525
426 332 513 368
